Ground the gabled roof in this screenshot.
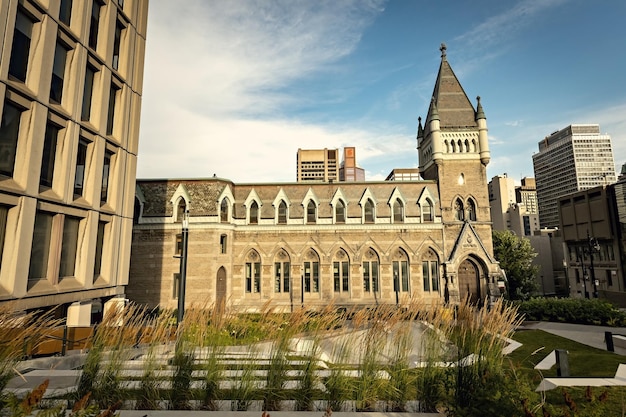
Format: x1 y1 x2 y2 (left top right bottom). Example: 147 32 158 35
426 44 477 129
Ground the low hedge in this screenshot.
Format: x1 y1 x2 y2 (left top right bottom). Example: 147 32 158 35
515 297 626 326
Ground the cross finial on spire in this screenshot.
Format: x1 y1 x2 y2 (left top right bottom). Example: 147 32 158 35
440 43 447 57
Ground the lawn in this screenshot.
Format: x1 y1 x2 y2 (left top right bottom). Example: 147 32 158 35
509 329 626 416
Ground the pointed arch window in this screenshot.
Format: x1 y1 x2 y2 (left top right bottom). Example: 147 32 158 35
393 198 404 222
245 250 261 293
422 199 433 222
333 249 349 293
335 200 346 224
220 198 229 223
278 201 287 224
303 249 319 293
307 200 316 224
249 201 259 224
454 198 464 221
274 249 290 293
392 249 409 293
467 199 477 221
422 249 439 292
364 200 375 224
175 198 186 223
362 248 379 293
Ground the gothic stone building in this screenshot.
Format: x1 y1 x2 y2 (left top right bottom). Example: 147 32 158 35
127 47 503 312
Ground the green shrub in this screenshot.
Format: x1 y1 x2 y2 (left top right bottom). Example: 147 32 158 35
516 298 626 326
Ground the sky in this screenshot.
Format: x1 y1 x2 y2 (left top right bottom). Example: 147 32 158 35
137 0 626 184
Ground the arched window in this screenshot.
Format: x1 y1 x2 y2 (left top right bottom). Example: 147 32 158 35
422 199 433 222
175 198 186 223
245 250 261 293
274 249 290 293
333 249 349 293
364 200 375 223
278 201 287 224
455 198 464 221
392 248 409 293
422 248 440 293
220 198 229 223
307 200 316 223
249 201 258 224
393 198 404 222
335 200 346 224
303 249 320 293
362 248 379 293
467 198 477 221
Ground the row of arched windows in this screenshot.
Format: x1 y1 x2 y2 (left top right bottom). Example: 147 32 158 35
242 247 441 296
219 197 435 225
454 197 477 221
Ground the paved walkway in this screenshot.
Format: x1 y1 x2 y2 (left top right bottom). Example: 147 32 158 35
517 321 626 351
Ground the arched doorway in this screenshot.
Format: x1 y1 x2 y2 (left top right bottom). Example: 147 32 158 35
458 259 480 304
216 266 227 313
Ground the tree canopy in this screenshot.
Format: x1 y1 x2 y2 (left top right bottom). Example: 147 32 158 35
492 230 539 301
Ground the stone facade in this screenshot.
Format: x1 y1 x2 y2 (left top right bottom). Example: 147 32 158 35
127 47 504 312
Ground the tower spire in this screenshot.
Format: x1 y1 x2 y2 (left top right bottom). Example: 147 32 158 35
440 42 447 59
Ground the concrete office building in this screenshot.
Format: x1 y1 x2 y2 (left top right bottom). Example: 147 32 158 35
338 146 365 182
296 148 339 182
0 0 148 323
559 168 626 305
533 124 616 229
127 46 505 312
488 174 539 237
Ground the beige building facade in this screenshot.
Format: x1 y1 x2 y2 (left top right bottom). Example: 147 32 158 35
0 0 148 323
127 46 504 312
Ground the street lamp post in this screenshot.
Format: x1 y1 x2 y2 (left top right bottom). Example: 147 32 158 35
177 209 189 324
393 270 399 306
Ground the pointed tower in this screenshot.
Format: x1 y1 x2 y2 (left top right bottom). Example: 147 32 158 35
417 44 501 305
417 43 491 223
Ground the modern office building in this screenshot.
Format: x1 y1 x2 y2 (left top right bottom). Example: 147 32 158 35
559 167 626 305
338 147 365 182
0 0 148 324
296 148 339 182
385 168 420 181
488 175 539 236
127 46 505 312
533 124 616 228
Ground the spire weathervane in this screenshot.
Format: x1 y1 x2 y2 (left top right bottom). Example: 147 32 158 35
440 42 447 57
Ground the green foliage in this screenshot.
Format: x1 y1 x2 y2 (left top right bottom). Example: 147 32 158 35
517 297 626 326
169 342 195 410
493 230 540 300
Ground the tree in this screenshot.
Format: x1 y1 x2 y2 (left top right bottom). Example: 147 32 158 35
492 230 539 301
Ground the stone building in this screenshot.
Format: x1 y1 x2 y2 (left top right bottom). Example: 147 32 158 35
127 46 504 312
0 0 148 323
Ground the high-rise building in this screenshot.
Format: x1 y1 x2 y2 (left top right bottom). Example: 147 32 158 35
0 0 148 324
488 174 539 236
533 124 616 228
338 147 365 181
296 148 339 182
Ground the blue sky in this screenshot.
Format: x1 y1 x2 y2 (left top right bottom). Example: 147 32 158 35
137 0 626 184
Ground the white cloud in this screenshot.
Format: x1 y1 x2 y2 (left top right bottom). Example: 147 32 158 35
138 0 388 180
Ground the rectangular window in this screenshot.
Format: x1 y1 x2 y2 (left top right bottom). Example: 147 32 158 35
175 233 183 256
0 101 24 178
220 234 227 254
9 9 34 82
28 211 54 283
59 0 72 26
93 220 106 277
73 139 89 197
363 261 379 292
88 0 102 50
106 84 120 135
245 262 260 293
173 273 181 299
303 261 319 293
431 261 439 292
50 40 69 104
59 216 80 277
422 261 439 292
0 206 8 273
40 122 60 188
112 19 124 70
274 262 290 293
100 149 113 203
81 65 97 121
